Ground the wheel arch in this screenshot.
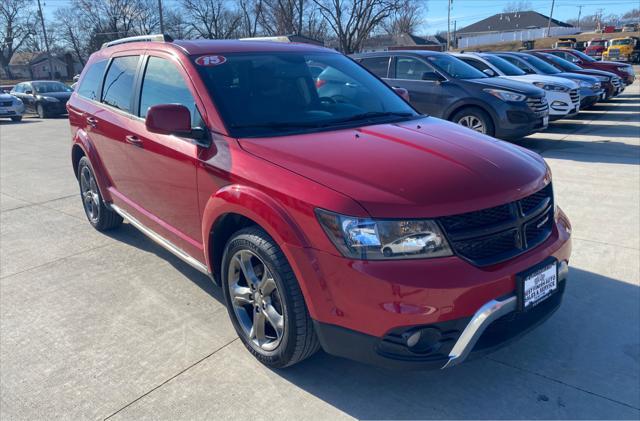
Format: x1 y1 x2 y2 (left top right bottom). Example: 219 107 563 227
71 132 113 203
444 100 497 127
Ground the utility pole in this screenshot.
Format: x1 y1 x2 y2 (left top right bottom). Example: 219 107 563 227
546 0 555 37
447 0 452 51
36 0 55 80
577 5 583 29
158 0 165 33
453 21 457 50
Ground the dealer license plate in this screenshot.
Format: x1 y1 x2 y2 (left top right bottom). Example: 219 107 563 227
518 261 557 310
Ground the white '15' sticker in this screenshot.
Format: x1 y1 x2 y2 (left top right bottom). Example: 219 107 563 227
195 55 227 66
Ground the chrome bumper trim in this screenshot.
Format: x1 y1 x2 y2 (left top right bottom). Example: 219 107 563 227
442 261 569 369
110 204 210 275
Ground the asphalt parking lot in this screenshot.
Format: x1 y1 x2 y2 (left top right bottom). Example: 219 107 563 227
1 72 639 420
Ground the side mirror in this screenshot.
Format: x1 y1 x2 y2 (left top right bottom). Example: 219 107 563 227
482 68 496 77
392 87 410 102
145 104 210 147
25 90 33 95
421 71 442 81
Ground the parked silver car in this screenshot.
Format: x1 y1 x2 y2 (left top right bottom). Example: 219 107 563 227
0 93 24 122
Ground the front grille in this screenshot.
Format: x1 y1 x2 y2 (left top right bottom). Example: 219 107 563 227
609 48 620 57
612 78 621 89
526 95 548 117
569 89 579 104
438 184 554 266
0 101 12 107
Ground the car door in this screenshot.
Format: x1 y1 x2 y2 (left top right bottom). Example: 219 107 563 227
388 55 451 117
15 83 36 112
122 52 203 256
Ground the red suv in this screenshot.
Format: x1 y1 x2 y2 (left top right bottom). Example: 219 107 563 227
68 35 572 369
538 48 635 85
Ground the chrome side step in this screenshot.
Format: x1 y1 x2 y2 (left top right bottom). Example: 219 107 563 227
110 204 210 275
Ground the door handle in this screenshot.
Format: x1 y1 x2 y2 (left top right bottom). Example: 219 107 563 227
125 135 143 147
86 117 97 128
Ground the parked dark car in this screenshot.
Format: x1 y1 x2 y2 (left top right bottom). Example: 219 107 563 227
525 51 624 100
492 52 604 109
536 48 635 85
10 81 72 118
351 51 549 139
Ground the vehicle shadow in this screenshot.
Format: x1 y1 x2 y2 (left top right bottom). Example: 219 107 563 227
542 122 640 138
102 223 224 304
0 119 40 125
515 136 640 165
270 267 640 419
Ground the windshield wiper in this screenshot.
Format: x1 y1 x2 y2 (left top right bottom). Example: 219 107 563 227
330 111 415 124
230 121 325 130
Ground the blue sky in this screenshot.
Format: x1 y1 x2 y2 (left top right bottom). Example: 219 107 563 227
41 0 640 35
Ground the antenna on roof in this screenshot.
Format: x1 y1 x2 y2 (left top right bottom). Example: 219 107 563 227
101 34 173 49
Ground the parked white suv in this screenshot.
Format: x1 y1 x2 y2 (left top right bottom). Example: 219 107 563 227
453 52 579 120
0 92 24 122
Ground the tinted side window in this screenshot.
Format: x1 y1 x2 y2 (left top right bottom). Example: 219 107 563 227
395 57 431 80
460 58 490 72
358 57 390 78
77 60 107 100
102 56 139 113
501 56 530 72
139 56 202 128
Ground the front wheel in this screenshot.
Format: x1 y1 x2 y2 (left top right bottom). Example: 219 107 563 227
10 116 22 122
37 103 47 119
222 227 319 368
451 107 495 137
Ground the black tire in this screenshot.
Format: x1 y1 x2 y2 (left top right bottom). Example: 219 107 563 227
11 116 22 122
451 107 495 137
383 247 393 257
37 103 47 119
77 156 122 231
222 226 319 368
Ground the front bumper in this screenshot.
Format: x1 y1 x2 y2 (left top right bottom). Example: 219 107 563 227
0 103 24 117
580 89 603 108
494 101 548 140
315 263 568 370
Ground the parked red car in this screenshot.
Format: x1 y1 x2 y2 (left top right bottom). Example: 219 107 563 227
67 35 572 369
537 48 635 85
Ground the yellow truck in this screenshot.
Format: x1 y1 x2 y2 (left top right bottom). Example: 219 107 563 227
602 36 640 63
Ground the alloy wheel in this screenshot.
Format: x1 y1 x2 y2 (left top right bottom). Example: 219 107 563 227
458 115 486 133
227 249 285 351
80 165 100 223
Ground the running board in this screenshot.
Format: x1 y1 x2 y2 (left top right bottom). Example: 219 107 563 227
110 204 210 275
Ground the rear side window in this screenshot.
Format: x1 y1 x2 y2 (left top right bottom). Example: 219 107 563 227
395 57 431 80
77 60 107 100
139 56 202 127
101 56 139 113
358 57 390 78
459 57 490 72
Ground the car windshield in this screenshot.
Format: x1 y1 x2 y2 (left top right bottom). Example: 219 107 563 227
519 54 562 74
590 40 607 46
483 55 526 76
541 53 582 71
426 54 487 79
194 52 418 138
611 39 632 45
570 50 596 62
32 81 72 93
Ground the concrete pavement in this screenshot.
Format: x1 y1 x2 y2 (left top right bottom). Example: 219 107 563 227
1 77 639 420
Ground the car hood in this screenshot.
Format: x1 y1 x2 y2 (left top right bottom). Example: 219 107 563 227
500 74 578 89
0 93 15 101
36 92 71 101
570 68 618 79
555 72 599 83
238 117 549 218
598 60 632 68
465 77 543 95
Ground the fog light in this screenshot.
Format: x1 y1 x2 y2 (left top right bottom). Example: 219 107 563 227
405 328 442 353
551 101 568 107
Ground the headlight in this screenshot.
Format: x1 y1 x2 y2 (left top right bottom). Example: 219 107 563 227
315 209 452 260
42 96 59 102
618 66 633 74
533 82 568 92
483 88 526 102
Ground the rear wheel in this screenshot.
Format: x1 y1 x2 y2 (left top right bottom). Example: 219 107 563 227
222 227 319 368
452 107 495 136
77 156 122 231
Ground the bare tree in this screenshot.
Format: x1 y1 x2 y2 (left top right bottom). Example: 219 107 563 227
382 0 423 35
502 1 532 13
54 7 88 66
163 8 191 39
260 0 303 35
312 0 400 53
181 0 242 39
0 0 36 78
238 0 264 37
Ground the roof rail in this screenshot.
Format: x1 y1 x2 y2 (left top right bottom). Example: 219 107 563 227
101 34 173 49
